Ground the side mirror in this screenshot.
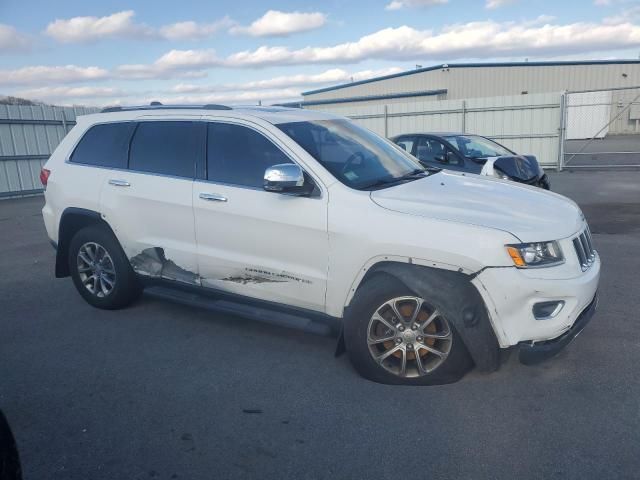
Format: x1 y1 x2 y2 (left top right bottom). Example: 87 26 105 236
264 164 311 195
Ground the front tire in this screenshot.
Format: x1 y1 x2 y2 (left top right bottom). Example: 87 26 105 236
68 225 142 310
344 274 473 385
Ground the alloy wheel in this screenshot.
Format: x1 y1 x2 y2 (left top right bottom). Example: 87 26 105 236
76 242 117 298
367 296 452 378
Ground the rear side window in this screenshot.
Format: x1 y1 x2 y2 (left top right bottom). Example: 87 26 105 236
70 122 135 169
129 121 204 178
207 123 292 188
395 137 415 154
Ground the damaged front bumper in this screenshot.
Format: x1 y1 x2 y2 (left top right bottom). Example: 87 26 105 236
518 293 598 365
471 253 600 348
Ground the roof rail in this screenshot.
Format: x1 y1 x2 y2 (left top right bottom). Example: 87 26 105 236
100 103 233 113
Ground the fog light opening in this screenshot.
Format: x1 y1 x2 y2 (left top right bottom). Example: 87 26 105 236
533 301 565 320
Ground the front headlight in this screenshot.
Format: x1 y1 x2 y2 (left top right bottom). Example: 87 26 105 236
506 241 564 268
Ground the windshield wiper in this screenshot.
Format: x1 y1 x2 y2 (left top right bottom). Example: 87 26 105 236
359 169 428 190
395 168 429 180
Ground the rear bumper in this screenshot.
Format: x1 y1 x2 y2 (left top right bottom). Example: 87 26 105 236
519 293 598 365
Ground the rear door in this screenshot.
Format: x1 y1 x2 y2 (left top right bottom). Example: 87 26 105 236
99 119 205 285
193 120 329 313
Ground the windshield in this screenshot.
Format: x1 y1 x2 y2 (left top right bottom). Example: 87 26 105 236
444 135 513 159
278 119 425 190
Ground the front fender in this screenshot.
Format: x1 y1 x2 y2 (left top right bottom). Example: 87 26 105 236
356 262 502 372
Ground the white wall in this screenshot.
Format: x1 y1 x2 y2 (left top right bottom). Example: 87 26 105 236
0 104 99 197
306 92 562 167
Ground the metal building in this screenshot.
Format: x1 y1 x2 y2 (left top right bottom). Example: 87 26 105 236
287 60 640 170
299 60 640 107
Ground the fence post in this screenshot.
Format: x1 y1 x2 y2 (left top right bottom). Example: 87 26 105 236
461 100 466 133
384 105 388 138
557 91 567 172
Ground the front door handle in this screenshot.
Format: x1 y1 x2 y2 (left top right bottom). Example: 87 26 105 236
108 179 131 187
199 192 227 202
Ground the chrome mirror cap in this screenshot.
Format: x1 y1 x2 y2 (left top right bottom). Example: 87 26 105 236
264 164 304 192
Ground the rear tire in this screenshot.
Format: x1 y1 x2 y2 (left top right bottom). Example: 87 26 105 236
68 225 142 310
344 274 473 385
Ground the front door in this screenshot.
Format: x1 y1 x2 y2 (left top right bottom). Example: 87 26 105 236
193 120 329 313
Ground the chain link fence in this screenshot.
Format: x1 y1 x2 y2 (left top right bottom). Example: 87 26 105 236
561 86 640 169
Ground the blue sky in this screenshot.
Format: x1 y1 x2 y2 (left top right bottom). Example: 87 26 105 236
1 0 639 106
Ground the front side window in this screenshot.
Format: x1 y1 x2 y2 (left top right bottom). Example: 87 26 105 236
444 135 513 159
278 120 425 190
415 138 462 166
129 121 203 178
70 122 135 169
207 123 292 188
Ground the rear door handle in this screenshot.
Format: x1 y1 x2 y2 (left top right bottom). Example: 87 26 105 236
108 179 131 187
199 192 227 202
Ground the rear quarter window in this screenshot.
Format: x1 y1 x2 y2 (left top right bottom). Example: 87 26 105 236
70 122 135 169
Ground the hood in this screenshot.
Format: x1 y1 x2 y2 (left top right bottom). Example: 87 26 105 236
370 171 582 241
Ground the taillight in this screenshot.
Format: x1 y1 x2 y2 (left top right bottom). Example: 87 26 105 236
40 168 51 187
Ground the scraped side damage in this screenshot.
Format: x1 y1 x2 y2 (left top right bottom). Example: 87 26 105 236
221 267 312 285
130 247 199 284
221 275 287 285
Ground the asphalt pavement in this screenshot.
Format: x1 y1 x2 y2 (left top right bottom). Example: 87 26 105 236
1 170 639 480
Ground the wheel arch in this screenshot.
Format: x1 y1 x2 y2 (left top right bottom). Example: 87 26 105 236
55 207 116 278
346 261 501 372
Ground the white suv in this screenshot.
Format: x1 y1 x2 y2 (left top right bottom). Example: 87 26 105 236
41 104 600 385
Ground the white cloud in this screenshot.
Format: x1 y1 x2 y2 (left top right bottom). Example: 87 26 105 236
0 24 32 53
0 65 109 87
13 15 640 91
17 67 406 106
45 10 154 43
37 89 304 108
171 67 404 93
151 89 303 105
604 5 640 24
486 0 516 9
229 10 327 37
113 17 640 79
220 19 640 68
45 10 230 43
15 86 127 101
116 49 219 79
522 15 557 27
159 17 233 40
385 0 448 11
